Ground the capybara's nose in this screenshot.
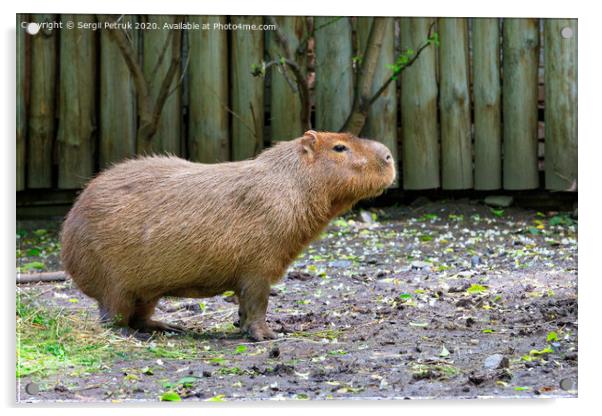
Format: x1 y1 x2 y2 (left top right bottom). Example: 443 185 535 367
373 142 394 166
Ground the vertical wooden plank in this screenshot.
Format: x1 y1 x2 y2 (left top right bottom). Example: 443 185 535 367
544 19 577 191
57 14 96 189
16 15 27 191
400 17 439 190
356 17 398 185
27 14 57 189
314 16 353 131
472 18 502 190
99 15 137 168
269 16 307 142
439 18 472 190
188 15 229 163
142 15 181 155
231 16 264 160
503 18 540 190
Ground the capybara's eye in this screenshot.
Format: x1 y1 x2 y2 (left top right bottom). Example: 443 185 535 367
333 144 348 153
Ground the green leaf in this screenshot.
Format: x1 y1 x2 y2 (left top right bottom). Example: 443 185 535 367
206 394 226 402
222 291 235 297
141 366 154 375
399 293 412 300
529 346 554 356
482 329 495 334
514 386 530 391
490 208 505 217
177 376 199 387
546 331 559 342
234 345 248 354
467 284 488 295
26 248 41 257
439 345 450 357
160 391 181 401
22 261 45 271
33 229 48 237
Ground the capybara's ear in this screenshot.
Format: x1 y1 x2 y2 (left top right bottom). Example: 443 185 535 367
301 130 319 155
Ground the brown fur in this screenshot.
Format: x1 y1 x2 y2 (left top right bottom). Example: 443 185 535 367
60 130 396 340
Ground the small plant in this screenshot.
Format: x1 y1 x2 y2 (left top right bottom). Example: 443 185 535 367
466 284 488 295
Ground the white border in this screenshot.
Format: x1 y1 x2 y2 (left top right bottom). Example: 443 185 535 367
2 1 599 415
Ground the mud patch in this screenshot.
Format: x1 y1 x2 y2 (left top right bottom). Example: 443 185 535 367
16 201 578 402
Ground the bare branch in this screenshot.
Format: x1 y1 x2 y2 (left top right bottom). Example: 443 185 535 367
150 16 185 133
342 17 389 134
263 17 312 131
367 19 436 106
99 14 152 121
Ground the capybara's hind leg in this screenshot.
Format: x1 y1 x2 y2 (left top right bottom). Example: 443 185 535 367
238 279 277 341
98 303 111 324
128 298 184 334
102 291 135 327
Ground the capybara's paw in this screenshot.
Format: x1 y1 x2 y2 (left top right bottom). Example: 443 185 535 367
245 322 277 341
131 319 185 334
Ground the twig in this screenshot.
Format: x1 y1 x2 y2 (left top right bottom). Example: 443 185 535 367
17 271 67 284
253 58 311 131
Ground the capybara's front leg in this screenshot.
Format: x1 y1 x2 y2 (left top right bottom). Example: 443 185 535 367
237 279 277 341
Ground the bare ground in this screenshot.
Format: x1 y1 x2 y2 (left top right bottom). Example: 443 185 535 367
16 199 578 402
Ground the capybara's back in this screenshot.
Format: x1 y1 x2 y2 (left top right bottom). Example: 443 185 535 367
61 131 396 340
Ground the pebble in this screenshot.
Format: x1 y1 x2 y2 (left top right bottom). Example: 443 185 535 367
411 261 430 271
483 354 509 369
471 255 481 268
360 210 375 224
329 259 352 269
484 195 514 208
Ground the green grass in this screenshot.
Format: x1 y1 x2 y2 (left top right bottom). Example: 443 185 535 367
16 294 203 379
16 296 113 378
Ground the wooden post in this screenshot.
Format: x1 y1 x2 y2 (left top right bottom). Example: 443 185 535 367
439 18 472 190
314 17 353 132
141 15 182 155
99 15 137 168
544 19 577 191
57 14 96 189
16 15 27 191
268 16 307 142
231 16 264 160
502 18 540 190
188 16 230 163
400 17 439 190
472 18 502 190
27 14 57 189
356 17 398 185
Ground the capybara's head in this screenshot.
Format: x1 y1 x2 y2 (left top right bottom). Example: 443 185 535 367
298 130 396 205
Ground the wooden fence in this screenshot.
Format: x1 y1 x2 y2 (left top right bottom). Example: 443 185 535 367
16 15 578 192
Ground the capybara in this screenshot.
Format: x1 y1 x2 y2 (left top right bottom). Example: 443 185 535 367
60 130 396 340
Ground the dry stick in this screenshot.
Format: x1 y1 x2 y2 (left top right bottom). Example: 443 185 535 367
17 271 67 284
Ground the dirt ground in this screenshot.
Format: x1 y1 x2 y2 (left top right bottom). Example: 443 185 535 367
16 199 578 402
